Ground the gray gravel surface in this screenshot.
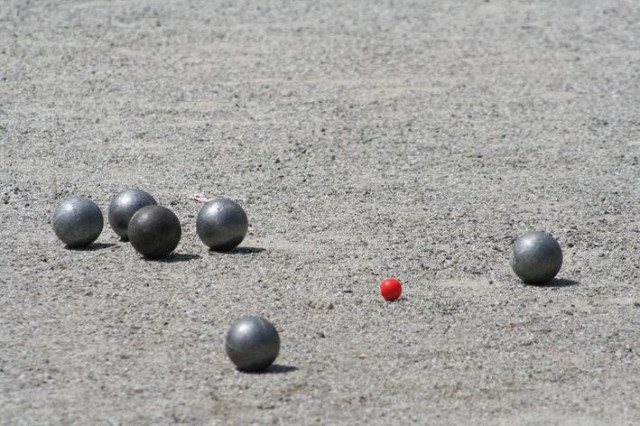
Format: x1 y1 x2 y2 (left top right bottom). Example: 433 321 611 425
1 0 639 424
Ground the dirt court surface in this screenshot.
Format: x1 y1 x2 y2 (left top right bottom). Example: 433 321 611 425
1 0 638 424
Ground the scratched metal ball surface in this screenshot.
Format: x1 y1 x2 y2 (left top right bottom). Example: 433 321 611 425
225 316 280 372
128 205 181 259
52 197 103 247
196 199 248 251
108 189 157 240
510 231 563 285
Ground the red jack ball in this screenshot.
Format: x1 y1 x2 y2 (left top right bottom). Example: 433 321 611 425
380 278 402 301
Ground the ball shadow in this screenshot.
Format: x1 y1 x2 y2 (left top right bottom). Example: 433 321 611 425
210 246 266 255
65 243 117 251
535 278 580 288
244 364 299 375
143 253 202 263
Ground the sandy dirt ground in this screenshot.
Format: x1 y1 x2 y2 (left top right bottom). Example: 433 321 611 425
1 0 639 424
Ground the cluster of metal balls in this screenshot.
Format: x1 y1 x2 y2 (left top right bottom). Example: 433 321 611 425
52 189 249 258
52 189 564 372
53 190 275 371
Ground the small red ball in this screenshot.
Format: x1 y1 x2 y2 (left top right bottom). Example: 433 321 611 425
380 278 402 301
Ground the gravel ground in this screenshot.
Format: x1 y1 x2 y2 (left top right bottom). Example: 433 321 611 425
1 0 639 424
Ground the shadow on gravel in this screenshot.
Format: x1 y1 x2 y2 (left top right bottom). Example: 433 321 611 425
65 243 117 251
210 247 265 255
246 365 298 375
542 278 580 288
147 253 202 263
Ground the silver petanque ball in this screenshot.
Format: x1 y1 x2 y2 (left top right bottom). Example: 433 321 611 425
225 316 280 372
196 199 248 251
128 205 181 259
108 189 157 240
510 231 563 285
52 196 103 247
